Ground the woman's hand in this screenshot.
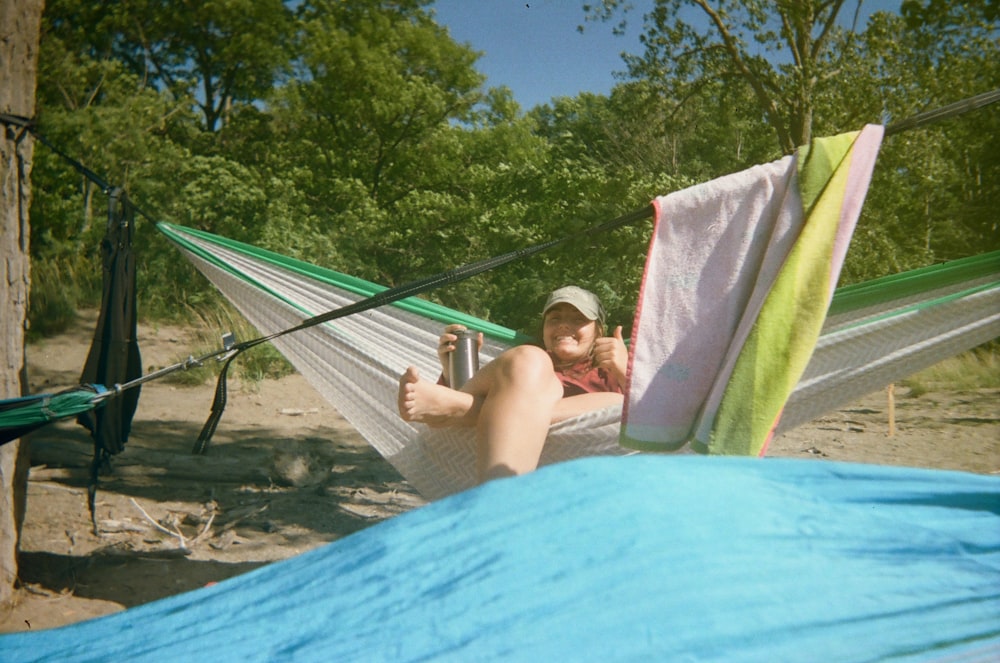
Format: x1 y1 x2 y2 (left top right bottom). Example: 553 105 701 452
593 325 628 387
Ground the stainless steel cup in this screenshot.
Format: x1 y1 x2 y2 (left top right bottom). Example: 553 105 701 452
449 329 479 389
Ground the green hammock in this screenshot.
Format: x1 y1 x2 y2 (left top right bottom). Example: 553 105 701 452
0 386 108 443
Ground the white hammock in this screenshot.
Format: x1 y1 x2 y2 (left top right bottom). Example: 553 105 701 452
779 255 1000 432
158 222 999 500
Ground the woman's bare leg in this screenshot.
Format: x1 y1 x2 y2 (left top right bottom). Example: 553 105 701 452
396 346 535 427
472 346 563 482
397 346 565 482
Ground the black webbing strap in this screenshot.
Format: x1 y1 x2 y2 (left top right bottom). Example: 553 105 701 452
885 88 1000 136
1 112 160 225
191 204 655 453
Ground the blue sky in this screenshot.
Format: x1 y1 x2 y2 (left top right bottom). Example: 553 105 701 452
431 0 903 111
431 0 650 110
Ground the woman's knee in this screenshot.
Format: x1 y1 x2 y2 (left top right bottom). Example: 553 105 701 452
496 345 553 378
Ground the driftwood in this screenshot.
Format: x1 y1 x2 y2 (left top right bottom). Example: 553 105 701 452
130 498 216 551
887 384 896 437
97 518 147 534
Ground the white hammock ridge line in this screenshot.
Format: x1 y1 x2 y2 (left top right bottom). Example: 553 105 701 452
157 221 1000 500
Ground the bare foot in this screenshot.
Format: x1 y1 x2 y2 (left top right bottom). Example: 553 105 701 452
397 366 476 427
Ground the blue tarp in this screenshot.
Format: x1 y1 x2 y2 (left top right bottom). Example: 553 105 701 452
3 455 999 661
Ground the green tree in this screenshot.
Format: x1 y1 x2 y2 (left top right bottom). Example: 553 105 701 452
41 0 296 132
901 0 999 29
586 1 999 280
31 17 200 322
33 5 297 321
826 8 1000 279
584 0 879 155
263 0 488 289
277 0 483 202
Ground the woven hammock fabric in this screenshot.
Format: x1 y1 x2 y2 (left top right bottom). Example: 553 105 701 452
779 250 1000 432
158 221 999 500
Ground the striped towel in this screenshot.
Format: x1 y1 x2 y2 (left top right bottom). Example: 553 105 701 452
623 125 884 455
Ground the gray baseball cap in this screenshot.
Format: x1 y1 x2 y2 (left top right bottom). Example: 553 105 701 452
543 286 605 324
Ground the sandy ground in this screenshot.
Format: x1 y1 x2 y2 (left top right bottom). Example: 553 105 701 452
1 311 997 634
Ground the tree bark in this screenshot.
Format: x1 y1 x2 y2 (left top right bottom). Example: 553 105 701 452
0 0 44 608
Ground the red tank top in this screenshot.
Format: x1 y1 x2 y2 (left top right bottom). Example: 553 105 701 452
555 358 623 397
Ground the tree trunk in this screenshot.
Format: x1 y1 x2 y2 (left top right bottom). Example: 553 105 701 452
0 0 44 608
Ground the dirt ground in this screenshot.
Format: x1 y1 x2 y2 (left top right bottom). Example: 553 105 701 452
1 311 997 634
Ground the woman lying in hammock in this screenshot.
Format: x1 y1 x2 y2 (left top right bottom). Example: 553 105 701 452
397 286 629 483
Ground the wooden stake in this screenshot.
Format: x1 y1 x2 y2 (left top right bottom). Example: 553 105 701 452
887 383 896 437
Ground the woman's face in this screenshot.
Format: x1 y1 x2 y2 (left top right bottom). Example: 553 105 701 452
543 303 598 364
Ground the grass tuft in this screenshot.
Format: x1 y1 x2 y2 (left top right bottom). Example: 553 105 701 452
28 258 87 339
161 303 295 389
900 346 1000 396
